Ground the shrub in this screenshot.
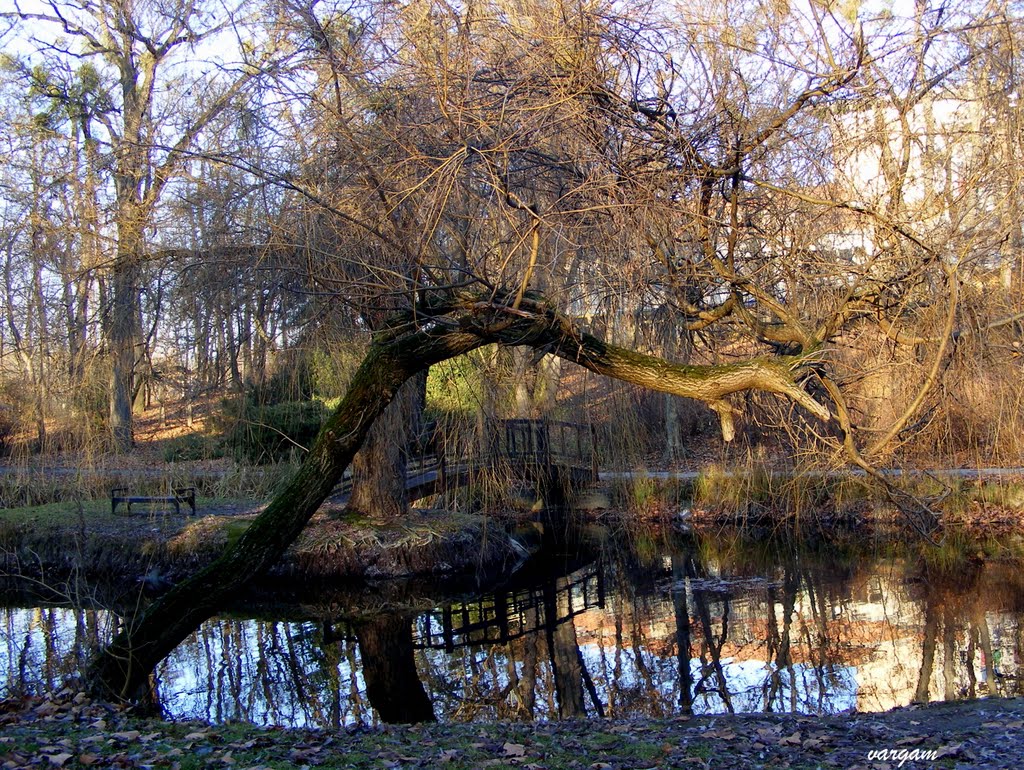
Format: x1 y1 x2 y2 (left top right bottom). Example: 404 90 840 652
161 432 223 462
0 404 14 456
215 398 329 463
426 355 484 418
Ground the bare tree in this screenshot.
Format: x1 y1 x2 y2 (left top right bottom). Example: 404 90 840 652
2 0 288 449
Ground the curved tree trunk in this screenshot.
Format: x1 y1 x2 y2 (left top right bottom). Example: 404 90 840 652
87 291 827 701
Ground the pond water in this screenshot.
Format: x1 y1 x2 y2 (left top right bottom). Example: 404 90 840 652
3 527 1023 727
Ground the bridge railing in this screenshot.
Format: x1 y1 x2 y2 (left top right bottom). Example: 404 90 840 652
336 418 598 498
497 419 597 475
411 418 597 477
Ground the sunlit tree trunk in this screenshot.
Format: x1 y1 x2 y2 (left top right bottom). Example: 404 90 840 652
346 373 426 519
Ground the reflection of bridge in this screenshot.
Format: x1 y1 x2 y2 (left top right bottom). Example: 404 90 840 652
413 561 605 651
336 419 599 500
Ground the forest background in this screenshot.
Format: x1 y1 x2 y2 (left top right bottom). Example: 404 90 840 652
1 0 1022 493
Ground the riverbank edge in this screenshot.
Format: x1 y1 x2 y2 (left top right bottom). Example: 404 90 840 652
4 484 1024 591
2 688 1022 769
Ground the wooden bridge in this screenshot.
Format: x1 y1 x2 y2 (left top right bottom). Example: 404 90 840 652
336 419 599 501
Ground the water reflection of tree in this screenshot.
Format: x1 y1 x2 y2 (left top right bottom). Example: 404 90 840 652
157 618 369 727
641 535 864 715
1 606 110 696
411 570 606 723
763 566 801 712
354 614 434 723
5 544 1024 724
908 562 1024 704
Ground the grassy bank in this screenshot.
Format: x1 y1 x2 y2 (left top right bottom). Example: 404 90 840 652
603 468 1024 533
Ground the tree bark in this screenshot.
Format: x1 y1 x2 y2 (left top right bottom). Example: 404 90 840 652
346 372 426 519
108 243 141 452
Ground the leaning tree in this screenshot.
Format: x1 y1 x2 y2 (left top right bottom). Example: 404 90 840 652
86 0 1022 699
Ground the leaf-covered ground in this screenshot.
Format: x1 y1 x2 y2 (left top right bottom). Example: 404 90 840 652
2 689 1022 769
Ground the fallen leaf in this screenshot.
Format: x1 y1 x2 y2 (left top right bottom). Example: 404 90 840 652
896 735 925 746
111 731 141 741
704 728 737 740
45 754 73 767
78 755 99 766
779 731 802 746
503 743 527 757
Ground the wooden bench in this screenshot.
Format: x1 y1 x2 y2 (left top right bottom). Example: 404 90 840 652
111 487 196 516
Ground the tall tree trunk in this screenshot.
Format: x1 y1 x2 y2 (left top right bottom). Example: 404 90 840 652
346 372 426 519
108 256 141 452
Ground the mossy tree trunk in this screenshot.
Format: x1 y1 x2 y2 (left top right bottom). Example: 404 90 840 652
87 291 829 701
